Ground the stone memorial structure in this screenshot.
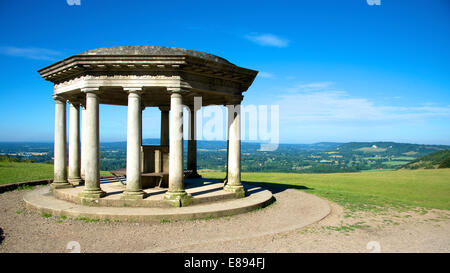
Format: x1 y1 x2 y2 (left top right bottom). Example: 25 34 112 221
38 46 258 207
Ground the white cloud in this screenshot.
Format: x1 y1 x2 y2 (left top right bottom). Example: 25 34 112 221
0 46 62 61
245 33 289 48
258 71 275 78
286 81 335 92
275 82 450 125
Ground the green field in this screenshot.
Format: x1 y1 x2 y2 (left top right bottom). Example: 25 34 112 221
0 162 109 185
0 162 54 184
355 147 387 152
201 169 450 211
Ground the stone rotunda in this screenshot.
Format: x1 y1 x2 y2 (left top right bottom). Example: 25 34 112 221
37 46 260 208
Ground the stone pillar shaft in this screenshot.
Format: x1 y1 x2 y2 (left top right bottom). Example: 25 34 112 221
223 139 229 183
224 103 244 197
80 105 87 179
52 97 72 189
123 90 144 199
187 107 201 178
160 108 169 146
165 92 191 206
168 93 184 191
79 91 105 200
68 102 82 185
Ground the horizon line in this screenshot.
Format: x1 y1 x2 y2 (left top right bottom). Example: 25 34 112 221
0 139 449 147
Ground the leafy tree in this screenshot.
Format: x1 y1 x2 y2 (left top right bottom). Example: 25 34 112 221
438 157 450 168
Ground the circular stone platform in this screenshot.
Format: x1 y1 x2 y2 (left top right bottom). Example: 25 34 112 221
23 178 274 222
52 177 250 208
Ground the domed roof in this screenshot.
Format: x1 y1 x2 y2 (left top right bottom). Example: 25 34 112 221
78 46 233 65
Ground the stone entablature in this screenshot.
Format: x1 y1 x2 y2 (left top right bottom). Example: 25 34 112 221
38 46 257 106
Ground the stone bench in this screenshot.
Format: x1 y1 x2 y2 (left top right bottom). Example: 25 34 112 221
110 169 169 188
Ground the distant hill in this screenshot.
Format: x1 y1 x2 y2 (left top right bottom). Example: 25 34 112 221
1 140 450 173
336 142 448 156
402 149 450 170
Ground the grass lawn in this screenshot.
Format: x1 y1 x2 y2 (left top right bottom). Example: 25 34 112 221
0 162 54 184
1 161 448 212
200 169 450 211
0 162 110 185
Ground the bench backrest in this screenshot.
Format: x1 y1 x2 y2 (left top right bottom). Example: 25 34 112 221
141 145 169 173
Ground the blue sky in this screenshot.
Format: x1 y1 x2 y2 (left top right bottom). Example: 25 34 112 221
0 0 449 144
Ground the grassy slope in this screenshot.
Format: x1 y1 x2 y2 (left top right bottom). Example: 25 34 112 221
0 162 54 184
0 162 110 185
201 169 450 211
403 149 450 169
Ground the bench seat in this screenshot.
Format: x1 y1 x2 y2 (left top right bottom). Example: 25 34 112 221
109 169 169 188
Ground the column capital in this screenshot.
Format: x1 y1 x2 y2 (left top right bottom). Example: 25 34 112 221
81 87 100 94
169 91 183 99
68 100 81 107
52 94 66 103
167 87 190 95
167 87 181 94
124 87 143 95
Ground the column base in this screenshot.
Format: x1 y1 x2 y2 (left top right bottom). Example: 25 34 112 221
223 184 245 198
164 190 193 207
78 188 106 206
68 177 84 186
121 190 146 200
50 180 73 190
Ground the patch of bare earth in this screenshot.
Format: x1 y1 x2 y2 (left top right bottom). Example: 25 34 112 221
182 203 450 253
0 185 449 253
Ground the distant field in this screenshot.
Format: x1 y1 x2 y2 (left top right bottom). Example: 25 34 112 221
356 147 387 152
383 160 410 166
201 169 450 211
392 156 416 161
0 162 110 185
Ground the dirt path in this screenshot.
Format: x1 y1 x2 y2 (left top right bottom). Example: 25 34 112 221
173 202 450 253
0 185 449 253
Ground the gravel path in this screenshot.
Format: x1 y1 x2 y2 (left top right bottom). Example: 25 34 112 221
0 185 449 253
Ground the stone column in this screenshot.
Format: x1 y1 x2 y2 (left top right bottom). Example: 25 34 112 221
224 99 244 197
223 139 229 184
68 101 82 186
80 104 87 180
187 106 201 178
164 91 191 207
122 88 145 199
51 95 72 190
79 89 105 201
160 107 169 146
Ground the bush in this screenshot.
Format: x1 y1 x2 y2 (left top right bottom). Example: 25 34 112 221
0 156 20 162
438 157 450 168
